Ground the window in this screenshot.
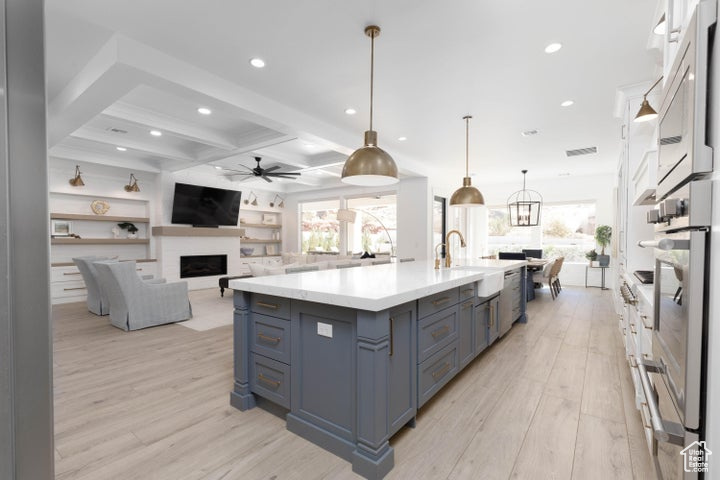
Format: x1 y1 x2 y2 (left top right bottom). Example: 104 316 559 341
300 200 340 253
487 202 596 262
541 203 596 262
346 195 397 255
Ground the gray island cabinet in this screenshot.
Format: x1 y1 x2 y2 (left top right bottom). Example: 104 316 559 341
229 260 526 479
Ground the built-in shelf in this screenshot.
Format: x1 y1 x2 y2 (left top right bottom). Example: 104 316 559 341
240 254 281 258
151 226 247 237
51 258 157 267
238 223 282 229
50 213 150 223
51 238 150 245
241 239 281 243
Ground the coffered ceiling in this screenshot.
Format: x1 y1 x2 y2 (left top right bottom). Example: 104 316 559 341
45 0 660 192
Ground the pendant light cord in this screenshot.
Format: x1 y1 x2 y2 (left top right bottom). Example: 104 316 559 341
465 116 469 176
369 31 375 132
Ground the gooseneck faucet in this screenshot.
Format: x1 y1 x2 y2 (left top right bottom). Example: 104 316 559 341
445 230 467 268
434 242 446 270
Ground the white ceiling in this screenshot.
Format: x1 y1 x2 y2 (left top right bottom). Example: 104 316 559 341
45 0 661 192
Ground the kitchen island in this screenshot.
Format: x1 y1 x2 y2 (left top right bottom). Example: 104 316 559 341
229 259 526 479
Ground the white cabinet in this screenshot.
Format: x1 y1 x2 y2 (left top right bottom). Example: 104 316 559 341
632 149 659 206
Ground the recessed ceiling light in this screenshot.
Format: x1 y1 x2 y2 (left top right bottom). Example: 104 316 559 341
197 107 212 115
398 136 407 141
544 43 562 54
150 130 162 137
521 129 539 137
344 108 357 115
303 143 315 149
559 172 571 176
116 146 127 151
561 100 574 107
214 165 223 170
249 57 266 68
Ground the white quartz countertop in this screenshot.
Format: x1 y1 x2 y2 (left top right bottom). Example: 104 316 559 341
228 259 526 311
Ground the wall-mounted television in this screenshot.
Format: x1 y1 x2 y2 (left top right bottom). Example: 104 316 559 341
171 183 242 227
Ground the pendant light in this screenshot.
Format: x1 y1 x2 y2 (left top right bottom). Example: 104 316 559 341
507 170 542 226
341 25 399 186
449 115 484 207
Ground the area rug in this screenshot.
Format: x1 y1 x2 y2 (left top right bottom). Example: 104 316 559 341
177 288 234 331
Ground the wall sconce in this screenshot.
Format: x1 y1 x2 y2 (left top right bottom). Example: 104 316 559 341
634 76 663 123
244 191 258 206
124 173 140 192
270 194 285 208
69 165 85 187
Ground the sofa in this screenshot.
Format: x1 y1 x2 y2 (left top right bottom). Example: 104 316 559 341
248 252 392 277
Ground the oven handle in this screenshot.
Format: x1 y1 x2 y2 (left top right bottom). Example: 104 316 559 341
637 239 688 250
638 361 686 446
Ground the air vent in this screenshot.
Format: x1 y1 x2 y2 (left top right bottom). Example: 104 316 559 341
106 127 128 134
660 135 682 145
521 129 539 137
565 146 597 157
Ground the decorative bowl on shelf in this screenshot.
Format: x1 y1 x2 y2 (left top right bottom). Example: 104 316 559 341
240 247 254 256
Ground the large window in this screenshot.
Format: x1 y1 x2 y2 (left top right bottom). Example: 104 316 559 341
347 195 397 255
300 200 339 253
487 202 596 262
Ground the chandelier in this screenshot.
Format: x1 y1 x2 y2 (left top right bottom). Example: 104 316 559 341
507 169 542 227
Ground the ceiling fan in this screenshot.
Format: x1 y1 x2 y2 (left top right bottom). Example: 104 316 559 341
222 156 301 183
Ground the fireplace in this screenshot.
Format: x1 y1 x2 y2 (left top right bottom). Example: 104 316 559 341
180 254 227 278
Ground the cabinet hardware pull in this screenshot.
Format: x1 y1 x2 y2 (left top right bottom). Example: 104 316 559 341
431 325 450 339
63 287 87 291
432 362 451 379
257 373 280 388
431 296 450 306
389 317 394 357
136 268 143 271
461 288 474 294
462 301 473 309
641 315 653 330
256 301 279 310
489 304 495 327
63 272 82 276
257 333 280 344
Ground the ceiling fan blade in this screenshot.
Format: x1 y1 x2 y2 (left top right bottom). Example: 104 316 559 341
260 175 273 183
266 172 301 176
262 165 281 173
223 169 253 175
270 175 300 180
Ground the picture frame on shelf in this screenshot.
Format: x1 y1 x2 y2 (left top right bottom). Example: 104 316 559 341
262 214 277 225
265 244 278 255
51 219 72 237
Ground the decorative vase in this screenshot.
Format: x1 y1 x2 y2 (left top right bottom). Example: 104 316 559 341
597 254 610 267
127 232 138 239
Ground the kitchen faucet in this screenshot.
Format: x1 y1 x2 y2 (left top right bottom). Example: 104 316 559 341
434 242 446 270
444 230 467 268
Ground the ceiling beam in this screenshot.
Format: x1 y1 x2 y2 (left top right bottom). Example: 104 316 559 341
48 145 162 173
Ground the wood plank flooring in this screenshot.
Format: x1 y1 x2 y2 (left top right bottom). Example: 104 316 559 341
52 286 655 479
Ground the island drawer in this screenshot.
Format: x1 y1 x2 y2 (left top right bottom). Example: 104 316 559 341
418 306 458 362
418 342 459 407
459 284 475 301
251 294 291 320
250 313 291 364
250 353 290 409
418 288 459 319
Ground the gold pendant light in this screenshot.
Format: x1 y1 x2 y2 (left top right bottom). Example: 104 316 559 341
124 173 140 192
634 76 663 123
341 25 399 186
69 165 85 187
449 115 484 207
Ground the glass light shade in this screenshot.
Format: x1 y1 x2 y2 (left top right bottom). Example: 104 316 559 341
342 131 399 186
450 177 484 207
634 98 658 123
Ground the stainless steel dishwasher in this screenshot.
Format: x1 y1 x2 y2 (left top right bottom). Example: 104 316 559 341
499 269 521 337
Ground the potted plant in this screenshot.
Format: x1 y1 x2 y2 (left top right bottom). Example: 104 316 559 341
117 222 139 239
595 225 612 267
585 248 598 265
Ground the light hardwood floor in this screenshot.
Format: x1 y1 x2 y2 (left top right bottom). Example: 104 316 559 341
52 286 655 479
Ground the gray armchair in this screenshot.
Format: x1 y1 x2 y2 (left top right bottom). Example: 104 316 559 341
73 256 112 315
93 261 192 331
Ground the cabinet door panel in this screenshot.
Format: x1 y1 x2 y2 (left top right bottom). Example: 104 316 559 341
388 302 417 436
474 302 489 356
458 300 474 368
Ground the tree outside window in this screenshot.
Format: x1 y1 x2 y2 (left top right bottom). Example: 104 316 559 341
300 200 339 253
